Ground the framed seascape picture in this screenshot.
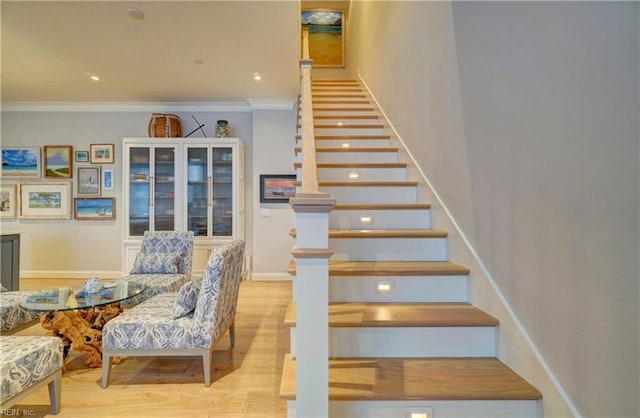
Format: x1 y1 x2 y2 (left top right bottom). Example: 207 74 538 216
18 182 72 219
259 174 297 203
75 151 89 162
77 166 101 196
44 145 73 179
90 144 115 164
301 9 345 67
102 169 114 191
0 184 17 219
1 147 41 178
74 197 115 220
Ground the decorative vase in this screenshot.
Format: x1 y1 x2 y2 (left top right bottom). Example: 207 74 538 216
215 120 230 138
85 277 103 294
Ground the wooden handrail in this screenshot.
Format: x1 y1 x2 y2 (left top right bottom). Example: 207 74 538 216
299 28 318 194
302 27 310 60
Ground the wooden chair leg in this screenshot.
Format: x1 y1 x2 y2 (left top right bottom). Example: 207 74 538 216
101 352 112 388
48 369 62 414
229 321 235 348
203 351 212 387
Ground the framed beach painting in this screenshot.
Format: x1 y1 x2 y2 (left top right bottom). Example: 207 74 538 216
102 169 114 191
90 144 115 164
44 145 73 179
259 174 297 203
302 9 345 67
0 184 17 219
74 197 115 220
77 166 101 196
1 147 41 178
75 150 89 162
18 182 72 219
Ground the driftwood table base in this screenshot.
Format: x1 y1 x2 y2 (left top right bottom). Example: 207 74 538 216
40 304 123 368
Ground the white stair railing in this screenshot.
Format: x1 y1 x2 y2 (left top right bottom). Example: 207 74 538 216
289 27 335 418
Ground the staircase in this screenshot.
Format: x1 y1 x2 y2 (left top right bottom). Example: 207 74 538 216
281 79 542 417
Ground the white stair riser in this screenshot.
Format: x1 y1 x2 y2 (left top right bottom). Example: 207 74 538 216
312 102 372 109
312 118 380 124
312 139 391 147
329 276 468 303
319 186 416 204
331 238 447 262
313 127 386 135
289 327 496 358
315 152 398 163
298 167 405 181
330 209 431 229
312 110 376 116
286 400 539 418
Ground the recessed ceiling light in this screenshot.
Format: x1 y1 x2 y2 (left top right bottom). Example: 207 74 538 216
85 72 100 82
253 72 262 81
194 59 204 65
126 7 144 20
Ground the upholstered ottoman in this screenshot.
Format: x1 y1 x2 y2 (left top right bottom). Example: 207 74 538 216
0 336 63 414
0 291 41 334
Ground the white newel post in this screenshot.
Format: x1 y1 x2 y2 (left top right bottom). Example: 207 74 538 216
290 193 335 418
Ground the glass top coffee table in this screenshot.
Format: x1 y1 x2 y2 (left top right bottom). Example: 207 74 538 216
21 281 147 368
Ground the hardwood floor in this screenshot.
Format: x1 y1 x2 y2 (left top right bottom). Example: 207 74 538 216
9 279 291 418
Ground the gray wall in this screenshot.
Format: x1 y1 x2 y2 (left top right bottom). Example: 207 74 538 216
0 109 255 276
348 1 639 417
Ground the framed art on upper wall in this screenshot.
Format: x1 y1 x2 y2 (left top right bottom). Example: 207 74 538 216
259 174 297 203
1 147 41 178
44 145 73 179
77 166 101 196
90 144 115 164
0 184 17 219
18 181 72 220
301 9 345 68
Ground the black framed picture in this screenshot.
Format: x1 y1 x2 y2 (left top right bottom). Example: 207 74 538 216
259 174 297 203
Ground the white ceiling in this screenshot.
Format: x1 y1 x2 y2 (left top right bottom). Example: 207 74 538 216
1 1 301 104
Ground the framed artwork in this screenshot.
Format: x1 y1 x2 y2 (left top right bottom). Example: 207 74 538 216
75 151 89 162
1 147 41 178
18 182 72 219
90 144 115 164
43 145 73 179
0 184 17 219
301 9 345 68
77 166 101 196
102 169 114 191
259 174 297 203
74 197 115 220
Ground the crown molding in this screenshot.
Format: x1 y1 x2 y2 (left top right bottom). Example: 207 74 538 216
2 98 298 112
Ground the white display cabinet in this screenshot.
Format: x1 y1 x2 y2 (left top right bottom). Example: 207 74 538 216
122 137 244 275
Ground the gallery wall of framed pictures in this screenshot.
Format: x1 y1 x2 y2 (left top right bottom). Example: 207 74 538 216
1 144 116 221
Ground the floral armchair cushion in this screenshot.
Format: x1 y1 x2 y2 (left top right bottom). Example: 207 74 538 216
130 252 181 274
0 336 63 402
172 278 203 319
140 231 194 276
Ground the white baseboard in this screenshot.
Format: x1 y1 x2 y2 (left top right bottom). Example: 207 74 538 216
20 270 123 280
249 272 292 281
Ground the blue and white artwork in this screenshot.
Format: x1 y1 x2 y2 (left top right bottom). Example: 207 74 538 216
1 147 41 178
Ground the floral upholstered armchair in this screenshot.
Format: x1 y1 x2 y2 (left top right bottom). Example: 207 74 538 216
118 231 194 304
101 239 246 388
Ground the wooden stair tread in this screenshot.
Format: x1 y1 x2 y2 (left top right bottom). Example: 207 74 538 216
289 228 447 239
294 162 407 169
280 354 542 401
312 107 375 112
284 301 499 327
297 115 379 120
297 123 385 129
294 180 418 187
295 134 391 140
312 99 371 104
294 147 398 154
333 203 431 210
287 260 470 276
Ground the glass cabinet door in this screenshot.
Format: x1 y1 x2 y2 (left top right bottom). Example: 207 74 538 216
153 147 176 231
212 147 233 236
128 147 151 236
127 145 176 237
186 147 209 237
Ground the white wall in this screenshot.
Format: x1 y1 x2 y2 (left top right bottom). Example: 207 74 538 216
347 1 639 417
251 108 297 279
0 108 255 277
